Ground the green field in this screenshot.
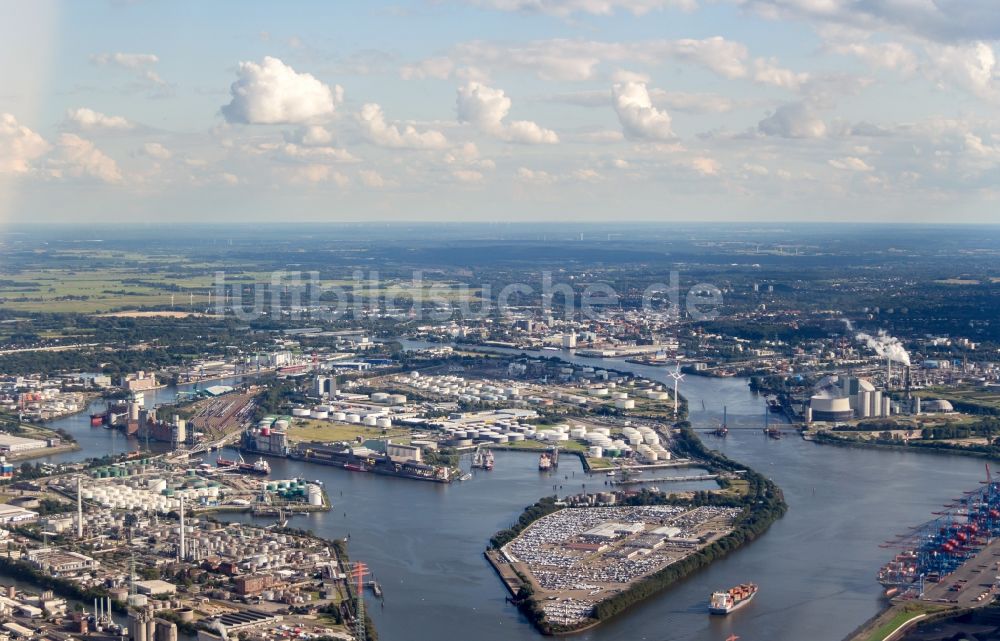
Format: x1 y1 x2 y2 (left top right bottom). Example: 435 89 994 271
0 262 479 313
918 385 1000 413
286 420 411 444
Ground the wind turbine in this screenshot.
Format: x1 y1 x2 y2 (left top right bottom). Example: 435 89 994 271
669 364 685 419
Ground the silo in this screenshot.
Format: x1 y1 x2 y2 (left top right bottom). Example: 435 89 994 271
857 391 871 418
871 391 882 418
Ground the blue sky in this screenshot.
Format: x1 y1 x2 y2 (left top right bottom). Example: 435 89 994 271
2 0 1000 224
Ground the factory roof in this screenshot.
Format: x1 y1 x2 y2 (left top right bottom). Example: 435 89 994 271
134 579 177 595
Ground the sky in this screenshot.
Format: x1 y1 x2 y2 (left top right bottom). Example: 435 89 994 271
2 0 1000 224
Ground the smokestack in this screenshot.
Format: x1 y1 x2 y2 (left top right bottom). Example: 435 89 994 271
886 358 892 390
77 477 83 539
906 366 912 399
179 495 185 562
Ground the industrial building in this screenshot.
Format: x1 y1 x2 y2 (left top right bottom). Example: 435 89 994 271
0 434 48 455
0 504 38 524
807 375 895 422
26 549 97 574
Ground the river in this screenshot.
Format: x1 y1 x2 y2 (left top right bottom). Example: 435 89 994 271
43 347 987 641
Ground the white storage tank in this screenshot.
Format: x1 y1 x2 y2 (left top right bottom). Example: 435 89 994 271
346 414 361 424
389 394 407 404
615 399 635 409
292 408 310 417
376 417 392 428
363 415 378 426
311 410 329 420
588 446 603 458
371 392 390 402
332 412 347 421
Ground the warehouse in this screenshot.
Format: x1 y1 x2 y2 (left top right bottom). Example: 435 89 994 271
27 549 97 573
0 504 38 524
0 435 47 454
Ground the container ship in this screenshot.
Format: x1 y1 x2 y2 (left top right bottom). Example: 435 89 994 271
709 583 757 614
217 456 271 476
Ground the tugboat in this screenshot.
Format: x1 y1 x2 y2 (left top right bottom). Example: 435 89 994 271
538 452 552 471
90 412 105 427
709 583 758 614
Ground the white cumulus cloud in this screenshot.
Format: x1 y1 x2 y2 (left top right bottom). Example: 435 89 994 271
612 82 675 141
357 104 449 149
90 52 168 90
757 102 827 138
359 169 387 188
222 57 342 125
49 134 122 183
457 82 558 144
753 58 810 89
66 108 133 131
284 125 334 146
0 113 50 174
142 142 172 160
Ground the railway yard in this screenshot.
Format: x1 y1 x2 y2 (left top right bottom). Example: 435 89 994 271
493 504 741 627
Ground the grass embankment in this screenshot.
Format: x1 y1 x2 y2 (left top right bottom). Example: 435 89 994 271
854 602 950 641
491 423 787 635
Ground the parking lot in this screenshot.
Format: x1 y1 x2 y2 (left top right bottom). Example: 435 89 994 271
501 505 741 626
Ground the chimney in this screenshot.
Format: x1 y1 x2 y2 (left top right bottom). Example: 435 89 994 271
179 496 185 562
77 477 84 539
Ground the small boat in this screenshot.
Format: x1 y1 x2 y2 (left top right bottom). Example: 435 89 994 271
763 403 781 439
90 413 105 427
711 406 728 437
344 463 366 472
539 452 552 471
709 583 757 614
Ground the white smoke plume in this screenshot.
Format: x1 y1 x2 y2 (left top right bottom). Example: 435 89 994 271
856 330 911 366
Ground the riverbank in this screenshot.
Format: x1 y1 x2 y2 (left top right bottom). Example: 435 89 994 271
809 430 1000 461
487 425 787 635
